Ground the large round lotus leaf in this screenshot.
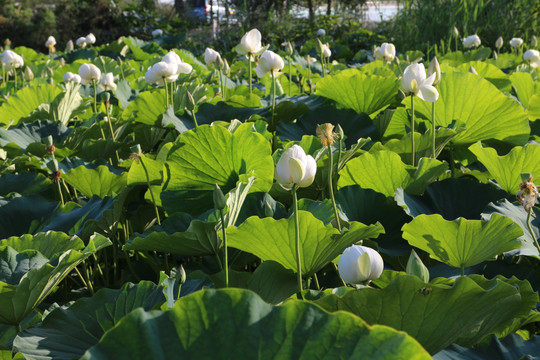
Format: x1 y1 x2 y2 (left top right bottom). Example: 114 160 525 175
13 281 165 360
401 213 522 268
385 72 529 145
337 150 447 197
62 165 127 199
315 69 400 116
468 142 540 195
81 289 431 360
0 232 84 259
527 93 540 121
314 274 538 355
161 123 274 215
0 84 62 126
227 210 384 276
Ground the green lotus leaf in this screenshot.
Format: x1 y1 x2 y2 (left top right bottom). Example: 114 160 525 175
0 121 70 151
395 178 509 220
468 142 540 194
401 213 522 268
161 123 273 215
315 69 399 116
337 150 448 197
125 220 220 256
510 72 540 109
62 165 127 199
314 274 537 354
433 334 540 360
41 196 114 236
0 195 57 239
227 210 384 276
121 89 166 125
49 82 85 126
80 288 431 360
0 173 52 197
451 61 511 91
127 155 163 186
247 261 297 304
528 93 540 121
0 232 84 258
372 128 460 164
385 72 529 145
482 199 540 257
13 281 165 360
0 84 62 126
0 234 111 325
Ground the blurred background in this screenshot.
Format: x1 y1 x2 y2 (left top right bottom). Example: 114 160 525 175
0 0 538 59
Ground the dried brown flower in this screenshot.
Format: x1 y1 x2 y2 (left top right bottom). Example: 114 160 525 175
316 123 338 147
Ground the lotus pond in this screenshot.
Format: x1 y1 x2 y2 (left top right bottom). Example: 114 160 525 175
0 30 540 359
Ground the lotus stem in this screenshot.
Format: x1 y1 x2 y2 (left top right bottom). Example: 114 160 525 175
105 103 120 165
327 143 342 232
218 68 223 98
192 110 199 128
527 207 540 252
292 186 304 299
92 80 98 114
163 78 169 108
14 69 17 89
460 265 465 277
248 53 252 95
271 71 277 131
313 273 320 290
432 101 436 159
56 179 65 206
288 57 292 96
219 208 228 288
411 94 416 166
139 156 161 226
169 81 175 110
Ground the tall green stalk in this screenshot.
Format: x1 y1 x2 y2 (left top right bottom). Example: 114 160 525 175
219 208 228 288
248 54 253 95
431 101 436 158
292 186 304 299
327 143 341 231
411 95 416 166
288 58 292 96
270 71 277 130
139 156 161 226
163 78 169 108
92 80 98 113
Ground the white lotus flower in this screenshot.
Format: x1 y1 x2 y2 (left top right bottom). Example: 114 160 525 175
321 43 331 58
145 66 162 85
100 72 116 91
163 50 192 76
152 29 163 37
510 37 523 48
275 145 316 190
374 46 384 60
463 34 481 48
523 49 540 68
316 28 326 37
1 50 24 69
338 245 384 284
78 63 101 85
256 50 284 77
427 56 441 86
236 28 265 58
86 33 96 45
204 48 222 67
63 72 81 83
379 43 396 62
76 37 87 48
45 36 56 47
401 63 439 102
495 36 503 49
66 40 74 52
